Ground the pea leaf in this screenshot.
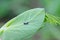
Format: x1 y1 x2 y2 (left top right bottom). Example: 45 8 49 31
0 8 45 40
46 13 60 24
39 13 60 40
45 13 60 39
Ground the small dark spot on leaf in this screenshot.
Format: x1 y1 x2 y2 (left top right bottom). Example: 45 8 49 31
24 22 29 25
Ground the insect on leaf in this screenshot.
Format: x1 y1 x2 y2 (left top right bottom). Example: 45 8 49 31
0 8 45 40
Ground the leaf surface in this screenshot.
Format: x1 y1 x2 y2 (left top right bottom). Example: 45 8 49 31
0 8 45 40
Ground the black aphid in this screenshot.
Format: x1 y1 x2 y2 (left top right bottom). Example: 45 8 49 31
24 22 29 25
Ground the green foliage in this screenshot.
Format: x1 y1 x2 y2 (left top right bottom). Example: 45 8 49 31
0 8 45 40
0 0 60 40
39 13 60 40
0 8 60 40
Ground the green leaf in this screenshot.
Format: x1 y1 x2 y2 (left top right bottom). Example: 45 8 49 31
39 13 60 40
40 0 60 17
44 14 60 39
0 8 45 40
46 13 60 25
46 14 60 39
